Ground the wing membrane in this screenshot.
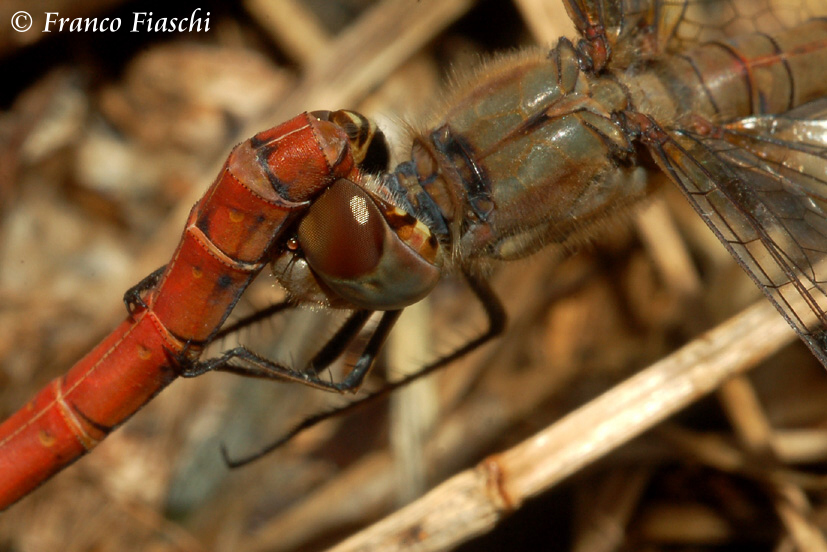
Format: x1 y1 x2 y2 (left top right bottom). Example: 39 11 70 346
562 0 827 69
642 98 827 365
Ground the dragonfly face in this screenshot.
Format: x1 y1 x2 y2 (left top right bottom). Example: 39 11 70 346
295 177 443 309
272 110 444 310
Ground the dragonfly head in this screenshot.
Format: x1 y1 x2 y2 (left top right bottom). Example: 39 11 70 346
273 110 443 310
274 178 443 310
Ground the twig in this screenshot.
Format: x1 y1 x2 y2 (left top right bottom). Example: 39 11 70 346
327 296 802 551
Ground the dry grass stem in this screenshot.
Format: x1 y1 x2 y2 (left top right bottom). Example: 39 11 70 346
242 0 331 65
327 296 805 551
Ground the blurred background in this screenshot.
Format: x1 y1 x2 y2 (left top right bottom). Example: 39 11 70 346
1 0 827 550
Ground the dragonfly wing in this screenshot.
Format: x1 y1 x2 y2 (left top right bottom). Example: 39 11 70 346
563 0 826 70
639 98 827 367
659 0 826 54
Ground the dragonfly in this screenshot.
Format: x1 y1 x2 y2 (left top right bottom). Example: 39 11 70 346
2 0 827 538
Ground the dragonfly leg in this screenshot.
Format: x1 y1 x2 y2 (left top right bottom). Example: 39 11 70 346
221 271 505 467
305 309 374 375
123 265 167 315
212 301 295 341
182 309 402 394
181 308 372 380
335 309 402 390
305 269 505 410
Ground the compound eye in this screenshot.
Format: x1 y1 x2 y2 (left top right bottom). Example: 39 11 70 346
298 179 384 282
297 178 442 310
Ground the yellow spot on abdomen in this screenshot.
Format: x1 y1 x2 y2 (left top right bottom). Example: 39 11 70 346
229 210 244 223
38 430 56 448
137 345 152 360
192 266 203 278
